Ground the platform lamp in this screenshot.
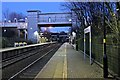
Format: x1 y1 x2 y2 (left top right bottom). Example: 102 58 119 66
4 18 7 27
25 17 28 23
34 31 39 43
76 27 78 51
116 2 120 77
103 2 108 78
71 8 80 51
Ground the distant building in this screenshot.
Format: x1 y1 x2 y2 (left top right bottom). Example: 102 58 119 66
51 32 69 43
0 20 27 47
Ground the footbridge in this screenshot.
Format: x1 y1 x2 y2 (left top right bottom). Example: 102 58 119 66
27 10 75 42
38 12 72 27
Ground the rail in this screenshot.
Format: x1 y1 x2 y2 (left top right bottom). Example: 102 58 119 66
2 43 60 79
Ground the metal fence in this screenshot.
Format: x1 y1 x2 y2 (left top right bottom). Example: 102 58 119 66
78 29 120 77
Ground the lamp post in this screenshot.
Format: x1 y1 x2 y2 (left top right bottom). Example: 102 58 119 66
116 2 120 77
8 20 11 23
34 31 39 43
25 17 28 24
71 8 80 51
76 26 78 51
103 2 108 78
4 18 6 27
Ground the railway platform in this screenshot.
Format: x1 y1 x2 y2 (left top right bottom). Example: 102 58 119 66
34 43 104 79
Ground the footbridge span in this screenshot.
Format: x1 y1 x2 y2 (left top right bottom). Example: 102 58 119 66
27 10 75 42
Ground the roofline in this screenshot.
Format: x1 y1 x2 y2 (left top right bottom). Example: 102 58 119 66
39 12 71 15
27 10 41 12
0 26 17 28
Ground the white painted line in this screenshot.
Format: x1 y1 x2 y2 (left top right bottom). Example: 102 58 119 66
34 44 63 79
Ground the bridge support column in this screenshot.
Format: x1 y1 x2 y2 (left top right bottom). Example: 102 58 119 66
24 30 27 40
27 10 40 43
18 29 20 38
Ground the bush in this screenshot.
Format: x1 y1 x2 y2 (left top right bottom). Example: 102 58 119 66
27 40 34 45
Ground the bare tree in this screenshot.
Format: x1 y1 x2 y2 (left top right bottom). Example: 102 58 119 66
104 2 120 43
9 12 25 22
3 8 25 22
62 2 120 37
3 8 10 21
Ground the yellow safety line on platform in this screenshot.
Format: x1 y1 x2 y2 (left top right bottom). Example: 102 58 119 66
63 43 67 79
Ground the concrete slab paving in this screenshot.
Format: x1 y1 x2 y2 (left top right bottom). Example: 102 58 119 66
34 43 104 79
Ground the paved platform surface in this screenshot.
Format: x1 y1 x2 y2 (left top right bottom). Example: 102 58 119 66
34 43 103 79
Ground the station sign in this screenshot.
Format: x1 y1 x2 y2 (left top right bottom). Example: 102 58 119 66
84 26 91 33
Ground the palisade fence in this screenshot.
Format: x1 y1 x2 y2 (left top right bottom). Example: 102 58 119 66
2 37 18 48
78 28 120 77
2 37 27 48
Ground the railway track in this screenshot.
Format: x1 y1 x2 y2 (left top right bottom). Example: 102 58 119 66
2 44 48 68
2 44 47 63
2 43 61 80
